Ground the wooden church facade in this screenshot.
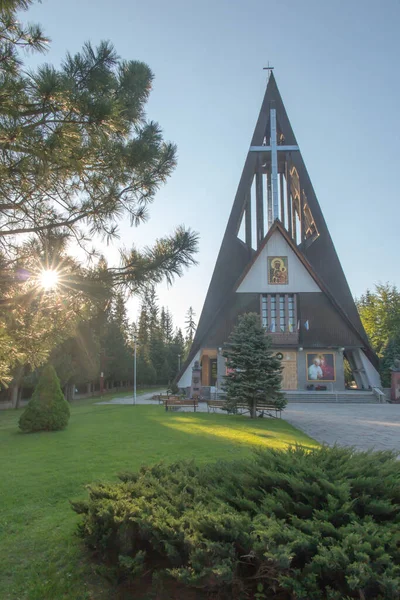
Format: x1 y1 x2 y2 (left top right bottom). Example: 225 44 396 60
177 73 380 397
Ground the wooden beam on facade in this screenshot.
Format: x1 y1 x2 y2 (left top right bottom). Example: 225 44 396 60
279 172 285 225
245 190 252 248
300 189 306 243
285 154 292 238
292 200 297 243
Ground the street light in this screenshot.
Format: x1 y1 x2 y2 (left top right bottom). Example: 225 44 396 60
178 354 181 371
133 335 137 405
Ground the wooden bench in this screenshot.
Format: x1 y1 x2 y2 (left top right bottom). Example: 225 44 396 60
206 400 229 413
158 394 173 405
165 397 198 412
234 403 282 418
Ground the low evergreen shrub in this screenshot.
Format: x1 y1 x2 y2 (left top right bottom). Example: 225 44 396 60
19 364 70 432
72 446 400 599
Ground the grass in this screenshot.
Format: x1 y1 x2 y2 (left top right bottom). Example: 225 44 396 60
0 392 318 600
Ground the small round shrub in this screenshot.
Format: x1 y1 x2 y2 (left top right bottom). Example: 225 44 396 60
19 364 70 432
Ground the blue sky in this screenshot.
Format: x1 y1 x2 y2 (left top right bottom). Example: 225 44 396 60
25 0 400 332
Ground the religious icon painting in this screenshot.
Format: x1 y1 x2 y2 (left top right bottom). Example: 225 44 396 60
268 256 288 285
306 353 336 382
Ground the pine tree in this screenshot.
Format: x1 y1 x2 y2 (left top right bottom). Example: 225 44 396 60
184 306 196 356
0 0 199 292
163 309 174 344
19 364 70 432
111 293 130 340
50 321 100 400
222 313 285 418
137 303 150 357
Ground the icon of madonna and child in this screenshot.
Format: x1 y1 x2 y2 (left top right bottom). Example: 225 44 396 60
268 256 288 284
307 353 336 382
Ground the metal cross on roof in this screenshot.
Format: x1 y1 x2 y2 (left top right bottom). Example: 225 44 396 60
249 105 299 223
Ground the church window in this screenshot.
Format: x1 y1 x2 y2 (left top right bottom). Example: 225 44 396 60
261 294 297 334
261 295 268 329
279 296 286 331
270 296 277 331
288 295 295 332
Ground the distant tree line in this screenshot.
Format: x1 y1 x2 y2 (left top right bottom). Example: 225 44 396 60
356 283 400 387
135 291 195 385
1 264 196 407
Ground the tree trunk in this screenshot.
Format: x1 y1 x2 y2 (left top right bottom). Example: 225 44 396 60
16 385 23 409
11 385 19 409
250 397 256 419
11 367 24 409
65 383 74 402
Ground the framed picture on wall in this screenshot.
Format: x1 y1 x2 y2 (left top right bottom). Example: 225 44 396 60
306 352 336 382
268 256 288 284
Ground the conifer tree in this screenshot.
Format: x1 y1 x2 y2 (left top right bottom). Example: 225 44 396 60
19 364 70 432
163 309 174 344
184 306 196 356
222 313 285 418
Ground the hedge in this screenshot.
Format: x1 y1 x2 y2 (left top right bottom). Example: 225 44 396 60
72 446 400 599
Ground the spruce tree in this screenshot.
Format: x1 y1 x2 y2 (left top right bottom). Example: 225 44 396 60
222 313 285 418
19 364 70 432
184 306 196 357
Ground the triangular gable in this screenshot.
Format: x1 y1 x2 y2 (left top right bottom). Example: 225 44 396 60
236 227 320 294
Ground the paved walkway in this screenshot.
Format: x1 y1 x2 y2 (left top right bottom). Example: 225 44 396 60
97 395 400 454
96 392 159 405
284 403 400 453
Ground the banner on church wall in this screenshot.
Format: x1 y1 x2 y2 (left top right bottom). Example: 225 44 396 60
268 256 288 284
306 353 336 382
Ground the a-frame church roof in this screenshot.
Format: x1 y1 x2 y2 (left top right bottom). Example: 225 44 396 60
179 73 376 378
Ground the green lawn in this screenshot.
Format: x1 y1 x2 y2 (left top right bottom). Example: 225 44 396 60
0 393 317 600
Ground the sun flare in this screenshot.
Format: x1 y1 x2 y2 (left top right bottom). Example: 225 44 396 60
39 269 59 290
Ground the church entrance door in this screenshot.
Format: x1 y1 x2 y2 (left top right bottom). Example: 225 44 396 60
279 351 297 390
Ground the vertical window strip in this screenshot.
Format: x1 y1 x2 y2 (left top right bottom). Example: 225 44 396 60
279 295 285 331
270 295 276 332
288 294 295 332
261 295 268 329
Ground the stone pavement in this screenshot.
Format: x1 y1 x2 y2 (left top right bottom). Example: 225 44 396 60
97 395 400 454
284 403 400 453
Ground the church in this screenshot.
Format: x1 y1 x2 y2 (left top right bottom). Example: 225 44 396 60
177 73 380 400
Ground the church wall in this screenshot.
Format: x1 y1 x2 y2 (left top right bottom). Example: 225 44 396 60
297 349 345 391
237 230 320 294
177 350 200 388
358 350 381 388
216 351 226 390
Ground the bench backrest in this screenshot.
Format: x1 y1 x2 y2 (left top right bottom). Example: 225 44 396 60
165 398 198 405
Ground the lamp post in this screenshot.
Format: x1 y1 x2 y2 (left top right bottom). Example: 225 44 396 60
178 354 181 372
133 336 137 405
